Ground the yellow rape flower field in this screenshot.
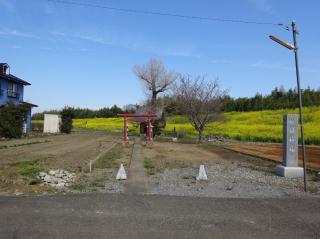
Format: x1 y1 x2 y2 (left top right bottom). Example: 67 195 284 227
33 106 320 145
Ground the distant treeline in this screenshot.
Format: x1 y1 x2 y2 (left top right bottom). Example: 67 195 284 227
222 87 320 112
32 105 130 120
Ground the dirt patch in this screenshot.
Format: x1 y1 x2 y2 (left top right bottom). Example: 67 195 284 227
143 142 224 166
143 141 260 167
0 131 128 195
222 142 320 171
0 131 117 171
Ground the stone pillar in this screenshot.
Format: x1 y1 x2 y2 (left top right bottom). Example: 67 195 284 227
276 114 303 178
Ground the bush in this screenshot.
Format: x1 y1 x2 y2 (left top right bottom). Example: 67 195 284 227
60 106 74 134
0 103 28 138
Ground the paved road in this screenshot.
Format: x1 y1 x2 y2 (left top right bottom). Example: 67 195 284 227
1 193 320 239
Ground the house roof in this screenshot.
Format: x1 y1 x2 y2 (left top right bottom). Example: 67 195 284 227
0 63 9 68
0 63 31 85
21 102 38 107
0 73 31 86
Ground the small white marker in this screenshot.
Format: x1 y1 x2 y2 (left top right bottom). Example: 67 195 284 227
116 164 127 180
196 165 208 181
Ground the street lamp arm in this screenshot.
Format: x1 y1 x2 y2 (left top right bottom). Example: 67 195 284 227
269 35 295 50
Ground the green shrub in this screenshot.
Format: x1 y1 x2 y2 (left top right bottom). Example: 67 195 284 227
0 103 29 138
60 106 74 134
11 158 47 178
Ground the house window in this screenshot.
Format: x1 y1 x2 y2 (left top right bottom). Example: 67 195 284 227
3 65 10 75
8 82 18 98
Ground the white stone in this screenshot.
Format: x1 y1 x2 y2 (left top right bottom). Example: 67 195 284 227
172 138 178 142
44 175 53 183
276 165 304 178
196 165 208 181
49 170 56 176
56 182 65 188
39 169 75 187
116 164 127 180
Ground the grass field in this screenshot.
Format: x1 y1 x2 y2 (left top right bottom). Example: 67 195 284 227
32 106 320 145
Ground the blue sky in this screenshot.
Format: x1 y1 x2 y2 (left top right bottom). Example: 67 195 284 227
0 0 319 112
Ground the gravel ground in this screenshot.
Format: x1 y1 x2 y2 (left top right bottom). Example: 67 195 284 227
148 163 320 198
67 168 125 194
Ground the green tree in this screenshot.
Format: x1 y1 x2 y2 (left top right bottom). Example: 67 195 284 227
60 106 74 134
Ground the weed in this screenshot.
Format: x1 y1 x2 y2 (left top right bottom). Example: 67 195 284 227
144 157 190 176
11 158 47 178
90 177 106 187
144 158 156 175
94 145 123 169
69 181 86 191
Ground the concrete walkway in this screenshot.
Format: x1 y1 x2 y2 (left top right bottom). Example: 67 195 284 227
126 137 148 194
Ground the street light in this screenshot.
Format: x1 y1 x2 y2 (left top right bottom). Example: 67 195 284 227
270 21 307 192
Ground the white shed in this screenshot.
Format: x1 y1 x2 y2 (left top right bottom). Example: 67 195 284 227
43 114 61 133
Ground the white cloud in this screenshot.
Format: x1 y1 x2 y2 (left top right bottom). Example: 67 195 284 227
50 31 196 57
0 29 40 39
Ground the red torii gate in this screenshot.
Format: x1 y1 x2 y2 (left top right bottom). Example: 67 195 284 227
117 114 157 144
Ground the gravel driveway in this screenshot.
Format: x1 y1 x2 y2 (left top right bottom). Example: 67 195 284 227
148 163 320 198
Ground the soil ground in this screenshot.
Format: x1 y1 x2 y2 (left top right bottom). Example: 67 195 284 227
143 141 267 167
0 130 132 195
222 142 320 171
0 130 117 171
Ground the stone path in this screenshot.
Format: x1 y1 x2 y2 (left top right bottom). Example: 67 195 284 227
125 137 148 194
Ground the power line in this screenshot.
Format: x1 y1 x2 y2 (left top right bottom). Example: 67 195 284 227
46 0 284 26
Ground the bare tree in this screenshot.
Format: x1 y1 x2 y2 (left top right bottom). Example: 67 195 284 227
174 75 226 143
133 58 178 111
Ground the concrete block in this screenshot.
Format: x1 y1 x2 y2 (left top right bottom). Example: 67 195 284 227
116 164 127 180
276 165 304 178
196 165 208 181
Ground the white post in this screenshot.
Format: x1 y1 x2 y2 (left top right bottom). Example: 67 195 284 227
89 160 92 173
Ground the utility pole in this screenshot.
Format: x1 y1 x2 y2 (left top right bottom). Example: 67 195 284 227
292 21 307 192
270 21 307 192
